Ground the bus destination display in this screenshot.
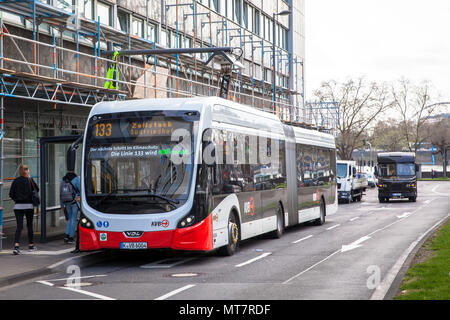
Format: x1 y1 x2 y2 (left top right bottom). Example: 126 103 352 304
92 119 177 139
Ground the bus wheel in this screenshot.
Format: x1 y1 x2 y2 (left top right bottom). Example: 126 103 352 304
313 198 326 226
218 212 240 256
269 203 284 239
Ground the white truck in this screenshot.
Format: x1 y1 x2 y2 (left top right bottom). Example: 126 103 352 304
336 160 368 203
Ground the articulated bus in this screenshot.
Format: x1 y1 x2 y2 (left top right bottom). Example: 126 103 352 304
79 97 337 255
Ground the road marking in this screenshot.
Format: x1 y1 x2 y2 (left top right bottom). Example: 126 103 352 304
397 212 413 219
284 199 439 285
371 213 450 300
350 217 360 222
37 280 115 300
341 236 371 253
235 252 272 268
37 281 54 287
292 235 313 244
431 185 449 196
47 251 97 269
326 224 341 230
22 248 74 256
61 286 116 300
154 284 196 300
283 249 341 284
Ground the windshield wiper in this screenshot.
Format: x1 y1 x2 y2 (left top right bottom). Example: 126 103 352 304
114 189 180 206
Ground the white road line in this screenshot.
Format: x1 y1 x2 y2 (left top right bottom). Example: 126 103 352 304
283 249 341 284
47 251 97 269
22 248 73 256
326 224 341 230
154 284 196 300
235 252 272 268
37 281 54 287
61 287 116 300
350 217 360 222
37 280 115 300
397 212 413 219
292 235 313 244
371 213 450 300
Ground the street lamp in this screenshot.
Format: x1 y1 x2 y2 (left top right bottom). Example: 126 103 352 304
272 9 292 114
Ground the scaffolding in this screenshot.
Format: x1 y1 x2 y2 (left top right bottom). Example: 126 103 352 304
0 0 314 120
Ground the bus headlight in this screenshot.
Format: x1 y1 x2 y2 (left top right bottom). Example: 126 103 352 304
406 183 416 188
80 214 94 229
177 214 196 228
378 184 386 188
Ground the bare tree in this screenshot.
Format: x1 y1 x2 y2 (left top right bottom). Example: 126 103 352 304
313 77 393 160
392 79 440 153
370 118 408 152
430 118 450 178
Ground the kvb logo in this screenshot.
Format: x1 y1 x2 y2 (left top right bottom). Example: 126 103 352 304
151 220 170 228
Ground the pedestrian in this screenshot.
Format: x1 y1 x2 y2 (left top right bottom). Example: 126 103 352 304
9 164 39 255
60 170 80 245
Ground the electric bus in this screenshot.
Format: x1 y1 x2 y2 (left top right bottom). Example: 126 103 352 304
78 97 337 255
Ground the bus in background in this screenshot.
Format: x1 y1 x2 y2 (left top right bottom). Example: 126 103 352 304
375 152 418 203
78 97 337 255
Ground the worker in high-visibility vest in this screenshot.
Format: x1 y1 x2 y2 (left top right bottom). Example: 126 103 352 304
104 50 119 90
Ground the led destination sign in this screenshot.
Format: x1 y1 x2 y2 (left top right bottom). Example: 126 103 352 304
92 119 178 139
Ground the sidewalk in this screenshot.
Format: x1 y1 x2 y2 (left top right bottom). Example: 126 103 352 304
0 234 104 288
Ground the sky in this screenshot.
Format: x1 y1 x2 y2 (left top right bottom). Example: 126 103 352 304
305 0 450 110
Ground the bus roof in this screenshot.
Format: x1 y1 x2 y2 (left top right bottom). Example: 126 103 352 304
89 97 336 149
377 152 415 163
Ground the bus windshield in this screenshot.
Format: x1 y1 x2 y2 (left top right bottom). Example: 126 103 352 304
378 163 415 177
84 111 198 214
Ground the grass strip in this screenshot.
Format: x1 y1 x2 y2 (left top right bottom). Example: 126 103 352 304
394 219 450 300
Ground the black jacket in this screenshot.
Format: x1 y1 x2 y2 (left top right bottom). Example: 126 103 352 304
9 176 39 204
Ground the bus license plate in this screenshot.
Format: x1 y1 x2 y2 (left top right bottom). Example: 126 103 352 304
120 242 148 250
392 193 402 197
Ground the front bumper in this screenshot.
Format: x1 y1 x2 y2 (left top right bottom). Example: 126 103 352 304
79 214 213 252
378 191 416 199
338 191 351 200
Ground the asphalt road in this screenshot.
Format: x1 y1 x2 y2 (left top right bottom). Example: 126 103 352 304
1 181 449 300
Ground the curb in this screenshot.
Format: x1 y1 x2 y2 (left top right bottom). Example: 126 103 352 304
0 250 109 289
380 214 450 300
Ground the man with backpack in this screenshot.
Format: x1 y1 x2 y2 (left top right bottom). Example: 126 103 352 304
60 170 81 244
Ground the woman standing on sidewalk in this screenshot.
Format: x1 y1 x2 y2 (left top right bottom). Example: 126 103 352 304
9 164 39 255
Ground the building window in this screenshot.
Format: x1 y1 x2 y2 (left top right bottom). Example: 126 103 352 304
147 23 157 43
97 1 112 26
80 0 93 20
243 2 248 29
132 17 144 38
233 0 241 25
253 9 260 36
117 10 129 33
56 0 73 13
281 27 288 50
211 0 220 13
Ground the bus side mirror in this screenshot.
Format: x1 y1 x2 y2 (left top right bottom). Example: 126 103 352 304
66 135 83 172
352 167 357 178
415 164 419 172
374 166 378 177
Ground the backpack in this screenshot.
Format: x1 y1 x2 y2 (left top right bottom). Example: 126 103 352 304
60 176 76 204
